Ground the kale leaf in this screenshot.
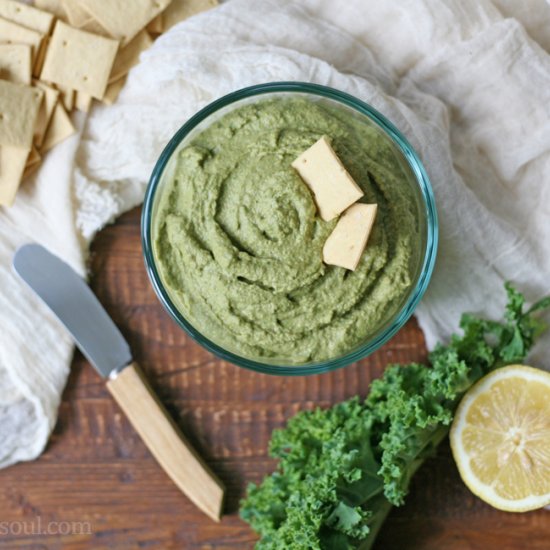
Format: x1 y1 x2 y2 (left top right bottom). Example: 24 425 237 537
240 284 550 549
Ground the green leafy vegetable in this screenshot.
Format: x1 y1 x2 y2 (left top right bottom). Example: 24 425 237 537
240 284 550 549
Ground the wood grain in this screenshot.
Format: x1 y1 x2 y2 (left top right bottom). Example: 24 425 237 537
0 206 548 549
106 362 225 522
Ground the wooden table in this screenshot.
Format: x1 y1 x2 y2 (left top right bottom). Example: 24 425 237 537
0 207 548 549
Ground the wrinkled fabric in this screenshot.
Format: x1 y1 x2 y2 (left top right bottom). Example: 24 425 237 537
1 0 549 467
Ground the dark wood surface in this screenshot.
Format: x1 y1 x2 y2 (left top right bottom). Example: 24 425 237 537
0 206 549 549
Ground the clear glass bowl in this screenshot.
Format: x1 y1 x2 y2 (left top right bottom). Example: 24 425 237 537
142 82 438 376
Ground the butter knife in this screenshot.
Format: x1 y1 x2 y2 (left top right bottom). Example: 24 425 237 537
13 243 225 521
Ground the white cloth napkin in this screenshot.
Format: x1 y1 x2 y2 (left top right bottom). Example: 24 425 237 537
1 0 549 468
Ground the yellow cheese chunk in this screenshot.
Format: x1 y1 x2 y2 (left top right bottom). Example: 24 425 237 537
291 135 364 221
322 203 377 271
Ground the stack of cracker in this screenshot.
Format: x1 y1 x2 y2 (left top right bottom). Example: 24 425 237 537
0 0 217 207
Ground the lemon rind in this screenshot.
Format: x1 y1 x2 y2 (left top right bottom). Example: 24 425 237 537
450 365 550 512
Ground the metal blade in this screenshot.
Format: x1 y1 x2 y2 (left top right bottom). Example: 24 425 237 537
13 244 132 378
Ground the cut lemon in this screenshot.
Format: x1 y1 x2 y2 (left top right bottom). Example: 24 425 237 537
450 364 550 512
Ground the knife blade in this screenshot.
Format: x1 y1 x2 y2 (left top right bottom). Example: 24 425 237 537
14 243 132 378
13 243 225 521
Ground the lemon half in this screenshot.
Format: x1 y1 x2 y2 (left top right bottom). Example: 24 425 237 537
450 364 550 512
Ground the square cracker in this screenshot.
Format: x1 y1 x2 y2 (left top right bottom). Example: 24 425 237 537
78 0 171 45
0 0 54 34
109 30 153 83
163 0 218 31
74 90 92 112
0 145 29 206
0 79 43 149
62 0 90 28
102 75 126 105
40 21 119 99
146 14 163 34
34 0 68 21
33 80 59 147
0 16 43 64
77 16 109 37
56 82 74 111
0 43 32 84
33 34 49 77
23 146 41 178
40 101 75 154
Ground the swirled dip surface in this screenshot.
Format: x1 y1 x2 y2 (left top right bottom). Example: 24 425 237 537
153 98 422 362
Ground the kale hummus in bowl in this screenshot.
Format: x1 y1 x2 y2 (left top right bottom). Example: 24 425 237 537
142 82 438 375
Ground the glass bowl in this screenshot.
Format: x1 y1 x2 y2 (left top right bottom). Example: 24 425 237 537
142 82 438 376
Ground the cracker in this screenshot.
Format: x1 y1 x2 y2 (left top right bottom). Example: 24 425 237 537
33 34 49 77
33 80 59 147
0 16 43 64
109 30 152 83
0 79 43 149
62 0 89 28
102 74 125 105
33 0 68 21
74 90 92 112
0 43 31 84
26 146 40 165
78 0 171 45
23 145 41 178
40 21 119 99
163 0 218 31
146 13 163 34
77 16 109 37
0 0 54 34
0 145 29 206
40 101 74 153
55 82 74 111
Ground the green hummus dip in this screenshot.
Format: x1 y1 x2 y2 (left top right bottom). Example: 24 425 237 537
153 98 422 363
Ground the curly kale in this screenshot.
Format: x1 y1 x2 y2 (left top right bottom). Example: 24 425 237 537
240 284 550 549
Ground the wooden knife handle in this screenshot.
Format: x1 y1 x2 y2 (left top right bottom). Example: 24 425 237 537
106 362 225 521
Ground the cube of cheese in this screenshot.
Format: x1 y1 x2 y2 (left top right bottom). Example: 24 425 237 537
323 203 377 271
292 135 364 221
